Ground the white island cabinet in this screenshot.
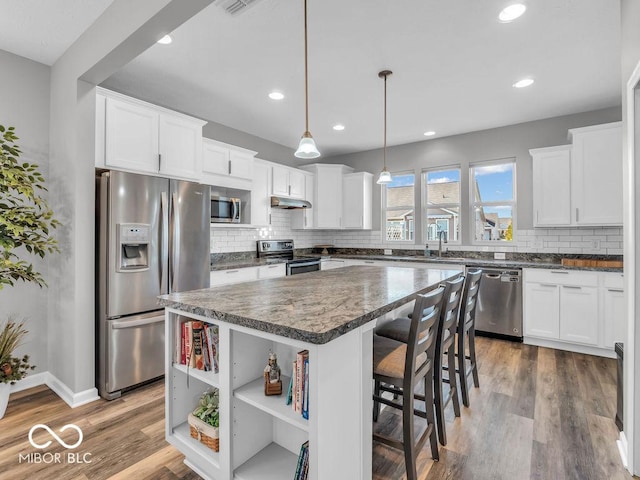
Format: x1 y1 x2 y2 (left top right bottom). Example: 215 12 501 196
161 265 461 479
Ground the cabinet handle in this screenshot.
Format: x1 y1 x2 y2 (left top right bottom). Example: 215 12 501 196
226 270 239 274
563 285 582 290
536 210 539 223
268 265 279 269
576 208 579 222
540 283 556 288
608 288 624 293
364 261 375 264
269 213 272 225
158 154 162 172
228 160 231 175
304 215 307 227
288 185 291 196
550 271 569 274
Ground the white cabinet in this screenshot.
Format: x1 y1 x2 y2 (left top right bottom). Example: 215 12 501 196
523 268 622 356
99 89 206 180
210 267 259 286
301 164 354 229
602 272 625 349
272 165 305 199
342 172 373 230
251 159 272 227
202 139 257 189
530 122 622 228
320 259 349 270
569 122 623 226
530 145 572 227
258 263 286 279
290 172 315 230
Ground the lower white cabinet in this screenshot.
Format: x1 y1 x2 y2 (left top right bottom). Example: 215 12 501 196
320 259 349 270
258 264 286 279
210 263 286 286
523 268 624 356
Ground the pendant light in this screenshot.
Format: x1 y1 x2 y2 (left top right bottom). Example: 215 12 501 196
294 0 321 159
376 70 393 185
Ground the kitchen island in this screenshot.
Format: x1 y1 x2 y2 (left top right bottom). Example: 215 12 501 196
159 265 462 480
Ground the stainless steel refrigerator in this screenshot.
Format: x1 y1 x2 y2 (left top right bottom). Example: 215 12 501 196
96 170 210 399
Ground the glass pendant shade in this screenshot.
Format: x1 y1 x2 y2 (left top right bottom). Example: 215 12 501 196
376 169 392 185
295 132 321 159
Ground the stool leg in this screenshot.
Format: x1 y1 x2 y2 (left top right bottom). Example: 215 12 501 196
424 373 439 461
448 344 461 417
373 379 381 422
402 389 417 480
458 331 470 407
434 355 447 446
469 329 480 388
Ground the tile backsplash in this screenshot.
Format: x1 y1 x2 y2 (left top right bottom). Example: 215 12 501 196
210 209 623 256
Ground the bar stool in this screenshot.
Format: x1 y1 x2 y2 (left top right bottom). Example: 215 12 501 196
372 286 445 480
456 269 482 407
376 276 465 446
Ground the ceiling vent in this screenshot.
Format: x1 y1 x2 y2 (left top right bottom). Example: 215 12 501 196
214 0 262 16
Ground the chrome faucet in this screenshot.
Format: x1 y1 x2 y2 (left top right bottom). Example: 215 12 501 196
437 230 448 257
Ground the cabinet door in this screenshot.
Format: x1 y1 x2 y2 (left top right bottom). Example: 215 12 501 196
272 165 290 196
315 167 343 229
559 285 599 345
603 286 625 349
571 123 622 225
320 259 347 270
291 173 314 229
342 174 363 229
203 140 230 176
531 146 571 226
159 114 201 180
524 283 560 339
229 151 253 180
288 169 305 198
105 97 159 173
258 264 286 279
251 161 271 226
210 267 259 286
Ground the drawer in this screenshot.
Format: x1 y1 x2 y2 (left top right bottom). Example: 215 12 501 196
602 272 624 290
524 268 598 287
258 263 286 279
210 267 258 286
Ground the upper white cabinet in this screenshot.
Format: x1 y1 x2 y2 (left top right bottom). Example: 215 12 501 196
569 122 623 226
290 172 315 230
201 138 257 189
272 164 305 199
530 122 622 227
300 164 354 229
530 145 572 226
98 89 206 180
342 172 373 230
251 159 273 227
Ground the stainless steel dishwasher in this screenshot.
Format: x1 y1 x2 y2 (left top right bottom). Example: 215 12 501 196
468 266 523 341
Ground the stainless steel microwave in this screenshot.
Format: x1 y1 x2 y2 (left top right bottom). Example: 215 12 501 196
211 195 241 223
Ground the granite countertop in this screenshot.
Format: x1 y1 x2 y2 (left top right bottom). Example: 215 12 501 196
318 254 623 272
160 265 461 344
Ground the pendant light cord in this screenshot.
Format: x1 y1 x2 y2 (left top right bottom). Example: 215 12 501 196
383 73 387 170
304 0 309 134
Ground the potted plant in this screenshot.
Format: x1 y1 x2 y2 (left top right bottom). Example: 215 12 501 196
188 389 219 451
0 125 59 419
0 319 35 417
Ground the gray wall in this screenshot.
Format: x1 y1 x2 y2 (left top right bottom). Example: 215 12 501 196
203 121 296 166
0 49 51 377
322 107 621 242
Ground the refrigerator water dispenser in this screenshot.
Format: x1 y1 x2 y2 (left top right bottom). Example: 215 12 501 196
117 223 150 271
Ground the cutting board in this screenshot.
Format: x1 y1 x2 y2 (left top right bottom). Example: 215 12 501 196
561 258 623 268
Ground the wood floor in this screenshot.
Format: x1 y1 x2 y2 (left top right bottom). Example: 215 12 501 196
0 337 630 480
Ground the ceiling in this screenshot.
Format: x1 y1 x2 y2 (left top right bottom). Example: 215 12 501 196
0 1 622 157
0 0 114 66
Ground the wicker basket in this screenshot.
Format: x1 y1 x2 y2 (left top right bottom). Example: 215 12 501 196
188 413 219 452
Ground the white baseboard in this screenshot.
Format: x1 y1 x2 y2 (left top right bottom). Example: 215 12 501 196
617 431 629 469
8 371 99 408
523 337 616 359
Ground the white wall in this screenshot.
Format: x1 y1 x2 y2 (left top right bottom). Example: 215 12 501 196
0 49 51 377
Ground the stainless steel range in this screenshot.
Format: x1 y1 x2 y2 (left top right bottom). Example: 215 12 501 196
257 240 321 275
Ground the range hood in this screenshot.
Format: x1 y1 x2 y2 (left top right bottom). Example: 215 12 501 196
270 196 312 209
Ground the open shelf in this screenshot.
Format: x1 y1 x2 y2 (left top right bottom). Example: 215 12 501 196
171 422 220 468
173 363 220 388
233 375 308 432
234 442 298 480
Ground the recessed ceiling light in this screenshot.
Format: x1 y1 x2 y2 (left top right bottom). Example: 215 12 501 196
498 4 526 23
423 131 436 136
268 91 284 100
513 78 534 88
157 35 172 45
333 124 345 131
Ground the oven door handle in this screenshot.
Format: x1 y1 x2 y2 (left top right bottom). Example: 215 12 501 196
290 261 321 268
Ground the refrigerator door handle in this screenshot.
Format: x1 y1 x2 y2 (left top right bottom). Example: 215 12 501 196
170 192 180 292
110 315 164 329
160 191 169 294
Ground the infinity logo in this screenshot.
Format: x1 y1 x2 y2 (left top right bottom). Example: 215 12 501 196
28 424 83 450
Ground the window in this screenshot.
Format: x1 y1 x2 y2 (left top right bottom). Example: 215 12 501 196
383 172 415 242
470 159 515 242
423 168 461 243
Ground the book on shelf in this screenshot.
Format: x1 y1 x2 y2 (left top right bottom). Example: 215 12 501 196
289 350 309 418
175 320 219 373
294 440 309 480
302 356 309 420
286 373 293 406
192 321 205 370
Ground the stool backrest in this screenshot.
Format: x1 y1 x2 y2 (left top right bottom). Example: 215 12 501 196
437 276 465 351
459 269 482 333
405 286 446 380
